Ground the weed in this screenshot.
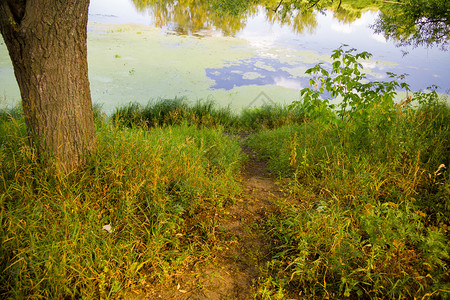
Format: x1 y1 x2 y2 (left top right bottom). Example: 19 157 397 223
249 47 450 298
112 98 238 129
0 114 244 298
239 103 307 132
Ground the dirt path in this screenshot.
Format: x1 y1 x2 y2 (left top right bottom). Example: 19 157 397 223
130 143 284 299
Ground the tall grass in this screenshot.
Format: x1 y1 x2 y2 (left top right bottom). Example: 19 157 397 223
239 103 308 131
111 97 238 129
1 92 448 298
0 111 244 298
249 98 450 298
111 98 308 132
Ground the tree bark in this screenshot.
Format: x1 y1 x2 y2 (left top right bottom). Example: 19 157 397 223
0 0 97 173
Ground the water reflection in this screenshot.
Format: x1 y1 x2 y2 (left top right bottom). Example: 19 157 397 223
130 0 383 37
206 57 306 90
3 0 447 111
84 0 448 106
132 0 254 36
125 0 448 90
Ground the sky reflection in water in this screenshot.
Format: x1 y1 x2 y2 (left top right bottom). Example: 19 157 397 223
205 57 309 90
88 0 449 95
0 0 448 111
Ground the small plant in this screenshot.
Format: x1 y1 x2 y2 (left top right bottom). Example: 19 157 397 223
412 84 440 106
291 45 410 124
249 46 449 299
8 17 17 25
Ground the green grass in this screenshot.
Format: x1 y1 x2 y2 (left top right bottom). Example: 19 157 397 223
239 103 308 131
0 112 244 298
1 95 449 298
248 98 450 298
111 98 307 132
111 97 239 129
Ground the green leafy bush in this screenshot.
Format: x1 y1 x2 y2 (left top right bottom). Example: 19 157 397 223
291 45 409 124
250 47 450 298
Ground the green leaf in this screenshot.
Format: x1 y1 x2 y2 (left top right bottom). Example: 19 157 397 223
332 61 341 70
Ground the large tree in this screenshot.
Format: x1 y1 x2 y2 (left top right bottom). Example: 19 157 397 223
0 0 97 173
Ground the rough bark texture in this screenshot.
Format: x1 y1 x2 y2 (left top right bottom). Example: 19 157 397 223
0 0 97 173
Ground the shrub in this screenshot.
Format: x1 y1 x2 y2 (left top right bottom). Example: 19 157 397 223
250 46 450 298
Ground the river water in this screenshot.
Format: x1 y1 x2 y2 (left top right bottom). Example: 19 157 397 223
0 0 449 112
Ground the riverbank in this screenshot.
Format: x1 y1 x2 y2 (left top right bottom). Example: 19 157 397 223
1 93 449 298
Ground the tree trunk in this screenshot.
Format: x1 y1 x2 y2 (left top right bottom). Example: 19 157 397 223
0 0 97 173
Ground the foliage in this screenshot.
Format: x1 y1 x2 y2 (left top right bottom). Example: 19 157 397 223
112 98 309 133
0 114 244 298
249 96 450 297
112 98 237 129
239 103 308 131
0 105 22 123
373 0 450 49
292 45 409 124
248 49 450 297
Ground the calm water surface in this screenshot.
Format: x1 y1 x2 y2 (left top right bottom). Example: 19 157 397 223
0 0 448 111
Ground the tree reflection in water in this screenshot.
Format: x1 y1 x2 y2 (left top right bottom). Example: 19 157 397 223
132 0 449 48
132 0 381 36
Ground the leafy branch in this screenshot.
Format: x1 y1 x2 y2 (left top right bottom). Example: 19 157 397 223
292 45 410 123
